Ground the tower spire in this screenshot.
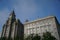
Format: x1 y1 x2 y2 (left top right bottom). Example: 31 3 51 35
10 10 15 16
9 10 16 20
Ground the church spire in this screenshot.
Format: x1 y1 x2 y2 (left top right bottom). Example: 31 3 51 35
9 10 16 20
9 10 15 17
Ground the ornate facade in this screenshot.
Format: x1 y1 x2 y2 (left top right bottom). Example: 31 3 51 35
24 16 60 40
1 11 24 40
1 11 60 40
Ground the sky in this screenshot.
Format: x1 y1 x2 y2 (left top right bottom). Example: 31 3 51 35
0 0 60 35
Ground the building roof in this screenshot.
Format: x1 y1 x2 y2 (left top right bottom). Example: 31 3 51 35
24 16 55 25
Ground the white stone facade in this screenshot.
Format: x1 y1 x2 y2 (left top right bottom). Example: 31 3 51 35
24 16 60 40
1 11 24 40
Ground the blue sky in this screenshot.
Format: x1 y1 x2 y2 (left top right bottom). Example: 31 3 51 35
0 0 60 32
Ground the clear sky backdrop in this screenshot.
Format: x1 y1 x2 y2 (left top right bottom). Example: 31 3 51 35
0 0 60 32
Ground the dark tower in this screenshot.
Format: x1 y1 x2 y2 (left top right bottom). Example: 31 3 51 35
1 11 24 40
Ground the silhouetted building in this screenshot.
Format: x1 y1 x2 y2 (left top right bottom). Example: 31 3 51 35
1 11 24 40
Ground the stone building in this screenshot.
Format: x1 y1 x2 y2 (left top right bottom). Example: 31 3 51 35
1 11 60 40
1 11 24 40
24 16 60 40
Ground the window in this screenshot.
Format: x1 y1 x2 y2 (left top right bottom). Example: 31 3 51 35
33 28 36 34
36 27 40 33
27 29 30 35
30 29 33 34
32 23 35 26
39 21 42 25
